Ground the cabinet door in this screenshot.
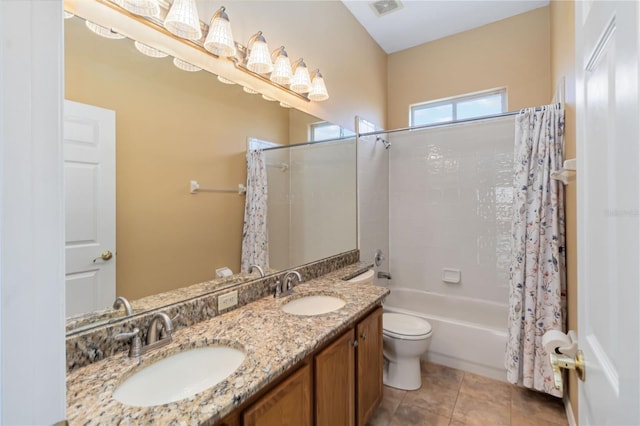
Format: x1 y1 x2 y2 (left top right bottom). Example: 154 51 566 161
315 329 356 426
356 307 383 426
243 363 312 426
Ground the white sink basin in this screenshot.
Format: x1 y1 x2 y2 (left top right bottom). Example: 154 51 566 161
281 295 346 316
113 346 245 407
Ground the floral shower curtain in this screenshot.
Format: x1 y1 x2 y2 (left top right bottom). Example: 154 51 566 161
240 150 269 273
505 104 566 397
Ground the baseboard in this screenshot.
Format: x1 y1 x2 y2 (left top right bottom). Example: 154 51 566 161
563 393 577 426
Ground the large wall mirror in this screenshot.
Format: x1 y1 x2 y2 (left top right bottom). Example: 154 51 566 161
65 15 357 333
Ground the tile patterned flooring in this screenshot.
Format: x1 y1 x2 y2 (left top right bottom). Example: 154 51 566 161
367 362 569 426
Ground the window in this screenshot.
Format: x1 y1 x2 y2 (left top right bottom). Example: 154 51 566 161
410 89 506 127
310 121 355 142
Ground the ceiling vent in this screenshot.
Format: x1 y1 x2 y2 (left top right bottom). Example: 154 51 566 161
369 0 403 17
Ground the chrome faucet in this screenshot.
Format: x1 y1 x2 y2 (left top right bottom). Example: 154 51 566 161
284 270 302 294
114 312 177 357
113 296 133 316
146 312 173 346
274 270 303 298
377 271 392 280
249 264 265 277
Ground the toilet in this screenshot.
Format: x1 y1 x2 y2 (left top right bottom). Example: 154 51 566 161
347 269 433 391
382 312 432 390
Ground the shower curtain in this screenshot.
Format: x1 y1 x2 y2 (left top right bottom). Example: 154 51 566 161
240 150 269 273
505 104 566 397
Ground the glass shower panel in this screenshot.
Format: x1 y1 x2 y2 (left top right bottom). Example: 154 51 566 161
264 139 357 271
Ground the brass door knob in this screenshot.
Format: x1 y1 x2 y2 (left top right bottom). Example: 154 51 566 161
93 250 113 262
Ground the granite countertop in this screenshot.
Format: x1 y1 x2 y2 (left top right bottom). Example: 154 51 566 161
66 266 389 425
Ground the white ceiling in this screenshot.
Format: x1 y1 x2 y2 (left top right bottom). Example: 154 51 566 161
341 0 549 54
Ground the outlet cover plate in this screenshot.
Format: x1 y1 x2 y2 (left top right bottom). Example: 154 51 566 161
218 290 238 311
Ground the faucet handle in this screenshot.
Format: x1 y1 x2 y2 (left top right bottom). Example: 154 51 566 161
115 328 141 357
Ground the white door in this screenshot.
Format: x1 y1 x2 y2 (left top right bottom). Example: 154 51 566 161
64 100 116 317
576 1 639 424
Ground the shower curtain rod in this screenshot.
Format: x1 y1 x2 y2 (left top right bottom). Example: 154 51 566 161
261 135 356 152
357 103 562 138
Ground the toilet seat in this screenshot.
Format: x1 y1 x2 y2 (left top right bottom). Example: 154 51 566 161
383 313 432 341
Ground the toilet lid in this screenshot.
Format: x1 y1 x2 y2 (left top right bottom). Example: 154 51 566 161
383 313 432 339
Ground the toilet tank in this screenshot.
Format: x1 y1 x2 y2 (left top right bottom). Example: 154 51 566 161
347 269 375 285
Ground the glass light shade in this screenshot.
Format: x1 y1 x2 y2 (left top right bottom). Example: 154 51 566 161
114 0 160 17
243 86 258 94
290 62 312 94
85 21 125 39
64 11 75 19
164 0 202 41
309 71 329 101
262 94 276 101
217 75 236 85
279 102 292 108
173 57 201 72
247 37 273 74
270 54 292 85
203 8 236 57
134 41 168 58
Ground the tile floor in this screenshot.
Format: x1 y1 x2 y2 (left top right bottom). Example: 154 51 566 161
367 362 569 426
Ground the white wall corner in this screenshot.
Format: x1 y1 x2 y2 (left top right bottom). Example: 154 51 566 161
0 0 66 424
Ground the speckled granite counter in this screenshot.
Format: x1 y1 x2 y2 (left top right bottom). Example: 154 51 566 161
66 266 389 425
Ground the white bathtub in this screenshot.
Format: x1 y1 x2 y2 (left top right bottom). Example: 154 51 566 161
383 287 508 381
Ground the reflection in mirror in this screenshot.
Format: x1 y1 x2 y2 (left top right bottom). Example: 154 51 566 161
265 139 357 270
64 16 357 333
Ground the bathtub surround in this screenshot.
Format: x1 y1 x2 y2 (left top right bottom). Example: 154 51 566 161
240 150 269 273
66 250 364 372
388 115 515 304
506 104 566 397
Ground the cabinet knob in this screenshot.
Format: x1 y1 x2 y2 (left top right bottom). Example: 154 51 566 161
352 340 358 348
360 332 366 340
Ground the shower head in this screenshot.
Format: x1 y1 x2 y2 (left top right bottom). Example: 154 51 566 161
376 136 391 149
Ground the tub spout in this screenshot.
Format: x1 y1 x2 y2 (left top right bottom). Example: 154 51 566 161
377 271 392 279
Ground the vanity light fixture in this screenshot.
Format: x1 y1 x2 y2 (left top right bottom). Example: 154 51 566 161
164 0 202 41
217 75 237 85
203 6 236 58
113 0 160 17
173 57 201 72
102 0 330 102
64 10 75 19
270 46 293 85
134 41 168 58
246 31 273 74
262 94 277 102
308 69 329 101
242 86 259 94
85 21 126 39
290 58 312 94
279 102 292 108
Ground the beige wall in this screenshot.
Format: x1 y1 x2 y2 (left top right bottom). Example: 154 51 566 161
550 0 578 419
65 18 290 300
387 7 551 128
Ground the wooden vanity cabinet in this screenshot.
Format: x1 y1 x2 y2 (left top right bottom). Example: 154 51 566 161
216 306 383 426
243 363 312 426
355 307 383 426
315 307 383 426
315 329 356 426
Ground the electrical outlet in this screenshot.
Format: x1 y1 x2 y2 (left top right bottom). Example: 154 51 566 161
218 290 238 311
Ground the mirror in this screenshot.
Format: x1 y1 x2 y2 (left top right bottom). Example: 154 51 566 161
64 16 357 333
